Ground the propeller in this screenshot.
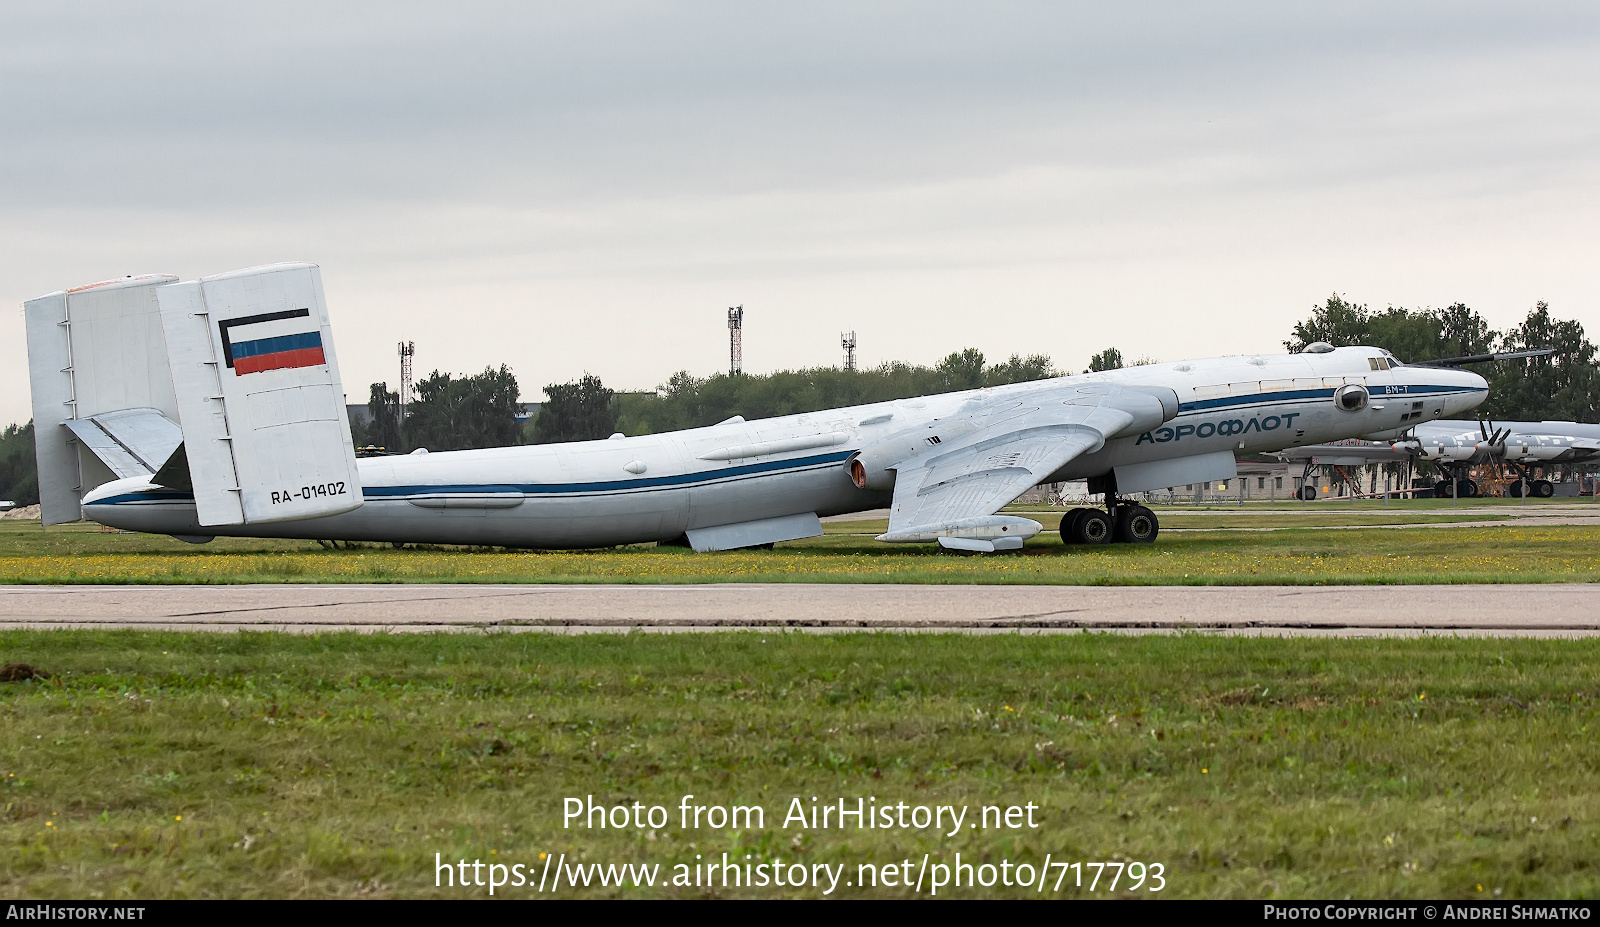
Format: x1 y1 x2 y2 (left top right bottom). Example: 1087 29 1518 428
1476 418 1508 456
1390 425 1422 456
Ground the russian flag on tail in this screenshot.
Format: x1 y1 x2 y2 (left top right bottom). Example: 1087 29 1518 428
233 331 325 374
219 308 327 375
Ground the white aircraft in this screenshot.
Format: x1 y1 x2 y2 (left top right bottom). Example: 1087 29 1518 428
1280 419 1600 498
25 264 1489 552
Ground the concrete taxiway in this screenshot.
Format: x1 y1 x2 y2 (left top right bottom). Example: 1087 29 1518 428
1 583 1597 636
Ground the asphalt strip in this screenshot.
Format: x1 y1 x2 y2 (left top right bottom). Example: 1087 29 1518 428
1 584 1598 636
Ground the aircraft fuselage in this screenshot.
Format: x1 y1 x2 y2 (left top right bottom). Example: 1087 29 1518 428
82 347 1487 548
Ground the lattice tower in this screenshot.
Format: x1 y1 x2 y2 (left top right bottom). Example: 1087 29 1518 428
398 341 415 421
727 306 744 375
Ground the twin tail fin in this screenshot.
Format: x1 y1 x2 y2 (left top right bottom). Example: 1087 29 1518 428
24 263 363 527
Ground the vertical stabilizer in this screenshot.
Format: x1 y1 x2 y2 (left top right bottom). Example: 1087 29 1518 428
24 275 181 525
157 263 363 526
24 290 76 525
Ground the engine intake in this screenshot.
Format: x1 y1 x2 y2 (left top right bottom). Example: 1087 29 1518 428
1334 383 1369 412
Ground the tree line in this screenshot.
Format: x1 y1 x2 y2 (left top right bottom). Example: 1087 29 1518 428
608 350 1056 439
352 349 1059 447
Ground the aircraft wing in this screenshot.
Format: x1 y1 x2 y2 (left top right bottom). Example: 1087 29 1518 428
877 387 1167 550
1510 435 1600 464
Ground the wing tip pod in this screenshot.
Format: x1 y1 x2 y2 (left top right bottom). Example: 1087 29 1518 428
936 536 1025 553
877 514 1042 544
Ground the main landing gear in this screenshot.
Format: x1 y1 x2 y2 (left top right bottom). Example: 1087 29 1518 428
1061 499 1159 545
1501 461 1555 498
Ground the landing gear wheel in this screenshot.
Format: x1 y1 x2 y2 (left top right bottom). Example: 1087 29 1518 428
1435 480 1453 498
1113 505 1159 543
1297 485 1318 501
1068 509 1120 544
1508 481 1524 498
1458 479 1479 498
1069 509 1112 545
1534 480 1554 498
1060 507 1090 544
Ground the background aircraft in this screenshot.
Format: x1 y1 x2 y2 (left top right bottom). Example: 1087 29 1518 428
1277 419 1600 499
27 264 1487 552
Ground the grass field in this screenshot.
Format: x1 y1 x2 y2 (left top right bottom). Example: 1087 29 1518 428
2 631 1596 898
1009 497 1600 514
836 511 1506 532
4 520 1600 586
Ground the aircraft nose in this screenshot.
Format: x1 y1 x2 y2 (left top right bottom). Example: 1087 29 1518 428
1450 369 1489 415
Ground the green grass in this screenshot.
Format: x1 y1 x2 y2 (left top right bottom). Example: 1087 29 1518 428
4 521 1600 585
2 632 1597 898
1008 497 1600 513
833 512 1505 533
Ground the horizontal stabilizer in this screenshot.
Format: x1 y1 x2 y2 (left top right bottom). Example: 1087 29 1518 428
62 419 147 480
62 408 183 480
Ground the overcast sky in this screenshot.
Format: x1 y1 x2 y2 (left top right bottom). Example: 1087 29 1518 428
3 2 1597 425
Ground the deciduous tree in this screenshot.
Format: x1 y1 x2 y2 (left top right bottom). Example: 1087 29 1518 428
404 365 522 451
355 382 402 451
936 348 987 391
0 421 38 506
535 374 617 443
1484 302 1599 421
1086 347 1124 373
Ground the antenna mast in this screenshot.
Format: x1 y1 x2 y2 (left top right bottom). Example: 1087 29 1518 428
727 305 744 375
397 341 415 422
842 331 857 371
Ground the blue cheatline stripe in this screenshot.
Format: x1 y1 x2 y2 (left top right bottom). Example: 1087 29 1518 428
1177 384 1484 414
87 490 196 505
363 450 857 499
1180 388 1329 413
86 450 857 507
232 331 323 360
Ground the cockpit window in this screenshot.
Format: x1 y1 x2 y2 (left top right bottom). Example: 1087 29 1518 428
1368 357 1391 371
